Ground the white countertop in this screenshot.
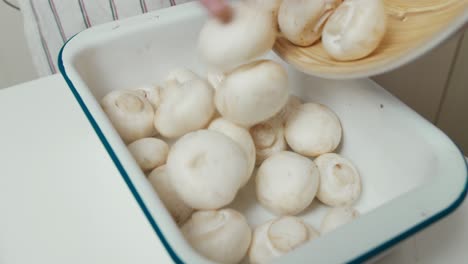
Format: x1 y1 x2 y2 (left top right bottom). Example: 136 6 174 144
0 75 467 264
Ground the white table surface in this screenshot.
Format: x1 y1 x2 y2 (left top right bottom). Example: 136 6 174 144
0 75 467 264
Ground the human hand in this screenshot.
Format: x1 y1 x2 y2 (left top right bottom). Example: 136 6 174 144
199 0 233 23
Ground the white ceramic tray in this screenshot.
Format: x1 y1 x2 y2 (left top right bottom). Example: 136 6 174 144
58 3 468 263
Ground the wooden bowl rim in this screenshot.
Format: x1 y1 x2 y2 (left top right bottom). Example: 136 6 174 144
273 8 468 80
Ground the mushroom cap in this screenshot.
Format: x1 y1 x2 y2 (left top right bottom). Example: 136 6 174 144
249 216 318 264
285 103 342 157
322 0 387 61
154 78 215 138
215 60 289 127
275 95 302 124
250 117 287 165
167 130 248 210
278 0 342 46
131 85 160 137
320 206 360 234
198 2 276 71
127 137 169 172
148 166 193 225
101 90 155 144
246 0 283 27
247 0 283 14
206 70 225 91
165 68 199 84
182 209 252 264
256 151 320 215
208 118 256 187
315 153 361 207
131 84 161 111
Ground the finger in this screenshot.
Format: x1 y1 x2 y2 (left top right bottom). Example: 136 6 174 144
200 0 233 23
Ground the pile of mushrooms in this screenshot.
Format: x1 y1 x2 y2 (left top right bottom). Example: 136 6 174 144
278 0 387 61
99 2 366 263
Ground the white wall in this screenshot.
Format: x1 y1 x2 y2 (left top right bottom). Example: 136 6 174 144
374 31 468 152
437 32 468 152
373 35 461 123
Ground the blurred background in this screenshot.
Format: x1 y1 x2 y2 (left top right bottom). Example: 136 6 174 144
1 0 466 152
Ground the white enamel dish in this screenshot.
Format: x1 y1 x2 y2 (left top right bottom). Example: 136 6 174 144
58 3 468 264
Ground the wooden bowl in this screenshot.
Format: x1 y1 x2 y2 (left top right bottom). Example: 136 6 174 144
273 0 468 79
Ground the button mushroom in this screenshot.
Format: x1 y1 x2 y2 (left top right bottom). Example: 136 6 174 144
278 0 342 46
127 137 169 172
101 90 155 144
320 206 360 234
249 216 319 264
315 153 361 207
165 68 199 85
198 1 276 71
208 118 256 187
250 117 287 165
256 151 320 215
322 0 387 61
131 84 161 111
206 70 225 91
154 78 215 138
246 0 283 27
182 209 252 264
285 103 342 157
275 95 302 124
130 85 160 136
167 130 248 210
215 60 289 127
147 165 193 225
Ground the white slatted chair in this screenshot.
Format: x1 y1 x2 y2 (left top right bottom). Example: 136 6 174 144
17 0 192 77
